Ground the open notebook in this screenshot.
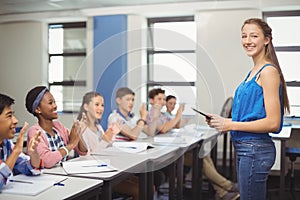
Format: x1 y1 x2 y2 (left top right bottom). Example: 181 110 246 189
2 174 66 196
153 136 186 145
92 142 154 155
61 159 117 174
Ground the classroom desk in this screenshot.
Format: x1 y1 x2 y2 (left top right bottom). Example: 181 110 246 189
44 124 219 200
139 124 220 200
44 146 179 200
0 175 102 200
270 122 300 200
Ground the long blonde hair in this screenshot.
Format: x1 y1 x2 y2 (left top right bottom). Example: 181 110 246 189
242 18 290 114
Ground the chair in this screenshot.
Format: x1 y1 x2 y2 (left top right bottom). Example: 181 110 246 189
206 97 234 196
210 97 234 178
285 128 300 198
220 97 234 178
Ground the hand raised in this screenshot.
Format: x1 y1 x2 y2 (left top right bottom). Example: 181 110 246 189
69 120 80 147
78 112 88 136
140 103 147 119
176 103 185 115
13 122 28 155
27 130 41 156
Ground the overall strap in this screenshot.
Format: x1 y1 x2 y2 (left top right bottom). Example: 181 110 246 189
254 63 273 78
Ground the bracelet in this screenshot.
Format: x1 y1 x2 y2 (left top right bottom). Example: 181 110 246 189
61 146 69 156
136 119 147 126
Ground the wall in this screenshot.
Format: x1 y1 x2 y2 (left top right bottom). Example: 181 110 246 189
93 15 128 129
0 21 47 127
195 9 261 156
195 9 261 122
127 15 148 114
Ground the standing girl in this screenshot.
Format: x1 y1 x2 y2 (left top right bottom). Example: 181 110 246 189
207 18 289 200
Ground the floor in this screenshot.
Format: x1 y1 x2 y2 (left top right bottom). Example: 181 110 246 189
153 162 300 200
113 160 300 200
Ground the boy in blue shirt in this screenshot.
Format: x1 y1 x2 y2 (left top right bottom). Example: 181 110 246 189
0 93 43 190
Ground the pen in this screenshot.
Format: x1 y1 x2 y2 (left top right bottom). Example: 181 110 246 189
54 182 65 186
54 177 68 186
82 164 108 167
9 179 33 184
118 146 137 149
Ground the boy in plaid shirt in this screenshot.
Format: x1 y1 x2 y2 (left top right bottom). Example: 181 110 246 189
0 93 43 190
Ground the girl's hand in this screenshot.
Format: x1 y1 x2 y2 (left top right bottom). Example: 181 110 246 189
13 122 28 155
110 119 123 134
27 130 41 156
78 112 88 136
207 114 231 132
69 120 80 147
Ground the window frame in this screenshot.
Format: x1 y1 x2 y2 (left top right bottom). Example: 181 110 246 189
264 11 300 88
48 22 87 113
264 11 300 116
146 16 196 95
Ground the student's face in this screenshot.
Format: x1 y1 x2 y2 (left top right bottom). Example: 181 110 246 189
85 96 104 121
37 92 58 120
166 98 176 113
117 94 134 113
241 24 269 58
151 93 166 107
0 105 18 141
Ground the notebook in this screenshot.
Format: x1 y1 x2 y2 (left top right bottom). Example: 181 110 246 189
61 159 117 174
153 136 186 145
2 174 66 196
92 142 154 155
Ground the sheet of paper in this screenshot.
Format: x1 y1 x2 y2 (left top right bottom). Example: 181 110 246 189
1 174 66 196
61 159 116 174
112 142 154 153
154 136 186 144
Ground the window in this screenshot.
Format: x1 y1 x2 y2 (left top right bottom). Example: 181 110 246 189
147 16 196 114
265 12 300 116
48 22 86 112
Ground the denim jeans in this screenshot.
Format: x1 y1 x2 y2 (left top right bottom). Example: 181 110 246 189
233 139 275 200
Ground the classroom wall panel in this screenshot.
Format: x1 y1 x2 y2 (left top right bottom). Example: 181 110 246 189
195 9 261 157
0 21 47 126
93 15 127 129
195 9 261 118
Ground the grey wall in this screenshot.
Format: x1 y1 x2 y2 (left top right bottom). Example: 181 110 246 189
0 21 47 127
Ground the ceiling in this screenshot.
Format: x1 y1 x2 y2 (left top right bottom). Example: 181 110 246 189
0 0 210 16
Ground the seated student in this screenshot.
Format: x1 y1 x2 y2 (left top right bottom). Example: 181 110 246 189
25 86 87 168
108 87 147 141
0 93 43 190
144 88 184 136
77 91 139 200
76 91 120 154
164 98 238 200
202 156 239 200
165 95 190 128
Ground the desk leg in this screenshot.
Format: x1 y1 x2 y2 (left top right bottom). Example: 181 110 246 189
176 155 184 200
169 162 176 200
280 140 286 200
222 133 228 175
147 172 154 200
139 173 147 199
192 143 202 200
102 181 112 200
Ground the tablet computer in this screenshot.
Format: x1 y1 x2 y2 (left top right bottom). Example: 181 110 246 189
191 107 212 120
